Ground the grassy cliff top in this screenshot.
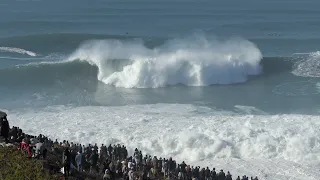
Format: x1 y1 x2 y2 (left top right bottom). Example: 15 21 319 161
0 145 60 180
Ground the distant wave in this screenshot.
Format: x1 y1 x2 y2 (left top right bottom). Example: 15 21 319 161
0 47 38 57
67 34 263 88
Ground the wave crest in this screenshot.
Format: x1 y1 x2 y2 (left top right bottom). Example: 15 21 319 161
68 35 262 88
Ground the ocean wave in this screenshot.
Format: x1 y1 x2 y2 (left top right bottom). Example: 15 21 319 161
0 35 299 88
67 34 263 88
0 46 38 57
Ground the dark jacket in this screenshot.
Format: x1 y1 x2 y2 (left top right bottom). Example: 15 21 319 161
89 152 99 166
63 150 71 166
218 171 226 180
0 119 9 138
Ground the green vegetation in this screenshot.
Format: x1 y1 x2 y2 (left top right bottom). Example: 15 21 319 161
0 146 60 180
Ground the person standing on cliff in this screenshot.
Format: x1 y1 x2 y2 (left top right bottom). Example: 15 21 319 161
0 115 10 143
63 148 71 177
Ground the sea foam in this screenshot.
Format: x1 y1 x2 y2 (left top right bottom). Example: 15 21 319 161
6 104 320 180
292 51 320 77
67 35 262 88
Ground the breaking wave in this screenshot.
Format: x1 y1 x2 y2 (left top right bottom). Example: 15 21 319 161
67 35 262 88
0 46 38 57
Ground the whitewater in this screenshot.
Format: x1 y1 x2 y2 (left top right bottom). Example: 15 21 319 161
6 104 320 180
2 0 320 179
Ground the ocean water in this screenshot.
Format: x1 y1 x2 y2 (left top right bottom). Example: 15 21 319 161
1 0 320 179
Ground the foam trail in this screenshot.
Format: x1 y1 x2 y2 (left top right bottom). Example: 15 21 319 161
0 47 38 57
68 35 262 88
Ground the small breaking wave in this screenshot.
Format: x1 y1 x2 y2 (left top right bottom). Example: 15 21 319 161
0 46 38 57
67 34 263 88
